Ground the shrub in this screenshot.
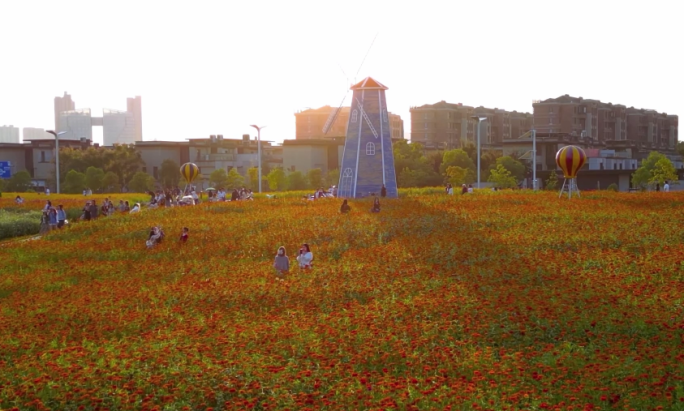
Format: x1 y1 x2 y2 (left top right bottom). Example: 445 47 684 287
0 210 41 240
606 183 619 192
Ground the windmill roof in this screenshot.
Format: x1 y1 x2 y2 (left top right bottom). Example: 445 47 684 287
350 77 388 90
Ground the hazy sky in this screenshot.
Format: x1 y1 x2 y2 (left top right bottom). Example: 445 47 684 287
1 0 681 145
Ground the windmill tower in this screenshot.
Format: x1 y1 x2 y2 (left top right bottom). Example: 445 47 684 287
337 77 398 198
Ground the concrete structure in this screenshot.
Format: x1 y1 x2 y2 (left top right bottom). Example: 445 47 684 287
338 77 398 198
533 95 678 151
295 105 404 141
0 125 20 143
22 127 46 142
0 143 28 179
53 92 143 145
410 101 531 149
282 138 344 175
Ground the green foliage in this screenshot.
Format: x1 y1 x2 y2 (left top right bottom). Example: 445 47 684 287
226 168 245 190
159 159 180 188
209 168 229 189
0 178 7 192
287 171 307 190
0 209 41 240
62 170 87 194
677 141 684 157
306 168 324 190
545 173 559 191
393 140 441 187
85 167 105 192
6 170 32 192
488 164 518 189
440 149 475 176
445 166 468 187
101 171 119 193
632 152 677 189
398 167 442 188
494 156 525 181
59 144 144 185
128 171 155 193
267 168 287 191
606 183 619 192
247 167 259 191
326 169 340 188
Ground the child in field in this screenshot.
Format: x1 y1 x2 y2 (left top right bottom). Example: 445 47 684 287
296 243 313 269
273 246 290 280
179 227 189 243
146 226 165 248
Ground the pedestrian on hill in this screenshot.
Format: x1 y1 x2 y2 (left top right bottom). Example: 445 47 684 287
273 246 290 280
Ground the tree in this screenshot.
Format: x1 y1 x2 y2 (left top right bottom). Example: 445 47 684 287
209 168 229 189
287 171 307 190
649 157 678 186
62 170 87 194
159 159 180 188
494 156 525 181
488 164 518 189
226 168 245 190
85 166 105 192
677 141 684 157
267 168 287 191
445 166 468 187
326 169 340 187
393 140 441 187
6 170 32 192
128 171 155 193
632 151 677 189
0 178 6 193
545 173 559 191
441 149 475 183
247 167 259 191
102 171 119 193
59 144 144 185
307 168 324 189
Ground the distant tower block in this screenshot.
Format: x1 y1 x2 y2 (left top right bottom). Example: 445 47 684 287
338 77 398 198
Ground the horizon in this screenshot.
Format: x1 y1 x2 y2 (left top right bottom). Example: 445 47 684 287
1 0 681 146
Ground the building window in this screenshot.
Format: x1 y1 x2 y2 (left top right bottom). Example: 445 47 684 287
40 151 46 162
351 110 358 123
366 142 375 156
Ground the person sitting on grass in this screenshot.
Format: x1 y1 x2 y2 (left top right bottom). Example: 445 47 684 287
340 199 351 214
370 197 381 213
179 227 189 243
273 246 290 280
15 195 24 204
146 226 165 248
130 203 141 214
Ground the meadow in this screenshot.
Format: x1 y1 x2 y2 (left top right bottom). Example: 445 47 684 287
1 190 683 410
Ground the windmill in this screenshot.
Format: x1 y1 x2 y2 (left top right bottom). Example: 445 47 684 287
321 34 379 136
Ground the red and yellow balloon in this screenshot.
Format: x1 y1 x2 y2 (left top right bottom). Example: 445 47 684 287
555 145 587 178
180 162 200 184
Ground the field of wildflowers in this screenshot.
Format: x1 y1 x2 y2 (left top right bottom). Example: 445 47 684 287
1 190 683 410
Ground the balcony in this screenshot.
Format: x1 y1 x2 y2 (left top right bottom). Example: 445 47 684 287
194 154 236 162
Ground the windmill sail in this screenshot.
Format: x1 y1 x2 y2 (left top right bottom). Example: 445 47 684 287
322 106 342 134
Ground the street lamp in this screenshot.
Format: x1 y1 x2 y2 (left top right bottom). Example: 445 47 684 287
532 128 537 190
470 116 487 189
249 125 265 193
46 130 67 194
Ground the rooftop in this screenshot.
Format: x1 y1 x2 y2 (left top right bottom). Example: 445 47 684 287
350 77 388 91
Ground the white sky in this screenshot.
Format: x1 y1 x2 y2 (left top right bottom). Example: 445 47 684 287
0 0 681 145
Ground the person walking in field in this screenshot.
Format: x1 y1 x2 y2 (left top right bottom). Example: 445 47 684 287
273 246 290 280
179 227 189 243
664 181 670 192
370 197 381 213
296 243 313 269
39 211 50 234
48 207 58 231
57 205 67 229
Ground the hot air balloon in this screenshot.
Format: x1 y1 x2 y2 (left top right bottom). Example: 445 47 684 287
180 163 200 194
555 145 586 198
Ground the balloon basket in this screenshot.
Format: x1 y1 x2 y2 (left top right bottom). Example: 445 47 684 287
559 178 580 199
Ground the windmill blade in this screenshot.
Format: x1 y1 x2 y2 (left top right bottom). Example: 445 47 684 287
323 92 349 134
353 32 379 83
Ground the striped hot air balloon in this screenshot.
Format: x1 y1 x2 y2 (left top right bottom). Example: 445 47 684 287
555 145 587 179
180 162 200 184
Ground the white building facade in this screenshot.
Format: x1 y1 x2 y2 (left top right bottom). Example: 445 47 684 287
0 125 20 143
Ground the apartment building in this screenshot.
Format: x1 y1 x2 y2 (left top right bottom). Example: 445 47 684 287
295 106 404 140
409 101 532 148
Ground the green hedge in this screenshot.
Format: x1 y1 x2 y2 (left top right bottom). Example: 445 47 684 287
0 210 41 241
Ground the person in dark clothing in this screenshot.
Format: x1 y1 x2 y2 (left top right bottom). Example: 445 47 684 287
89 200 98 220
381 185 387 198
231 189 239 201
370 197 380 213
83 202 92 221
340 199 351 214
656 182 660 192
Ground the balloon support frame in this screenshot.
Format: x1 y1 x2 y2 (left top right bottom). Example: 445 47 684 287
559 178 580 199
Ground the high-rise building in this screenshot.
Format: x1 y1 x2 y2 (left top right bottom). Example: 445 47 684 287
410 101 531 148
0 125 20 143
295 106 404 140
22 127 47 141
54 92 75 131
53 93 143 145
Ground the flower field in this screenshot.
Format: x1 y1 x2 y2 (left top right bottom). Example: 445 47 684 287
1 190 684 410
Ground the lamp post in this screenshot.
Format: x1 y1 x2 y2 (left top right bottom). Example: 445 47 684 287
249 125 265 193
532 128 537 190
470 116 487 189
46 130 67 194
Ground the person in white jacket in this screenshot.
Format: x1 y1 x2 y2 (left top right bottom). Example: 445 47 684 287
130 203 141 214
296 243 313 269
663 181 670 192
